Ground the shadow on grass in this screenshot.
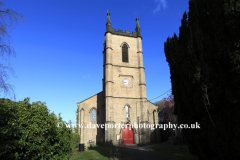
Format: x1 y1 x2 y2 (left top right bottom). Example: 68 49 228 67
146 144 198 160
88 145 112 158
88 145 136 160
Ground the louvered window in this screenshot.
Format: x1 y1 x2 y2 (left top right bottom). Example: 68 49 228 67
122 44 128 62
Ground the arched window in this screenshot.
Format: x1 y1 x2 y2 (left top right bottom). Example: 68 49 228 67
91 109 97 121
126 106 129 118
122 44 128 62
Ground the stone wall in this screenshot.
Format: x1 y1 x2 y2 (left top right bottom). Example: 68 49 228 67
77 91 105 146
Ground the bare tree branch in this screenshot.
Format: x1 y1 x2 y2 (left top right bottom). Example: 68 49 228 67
0 0 24 99
201 84 216 127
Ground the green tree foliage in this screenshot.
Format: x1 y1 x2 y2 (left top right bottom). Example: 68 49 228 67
164 0 240 159
71 132 80 150
0 98 72 160
75 108 79 133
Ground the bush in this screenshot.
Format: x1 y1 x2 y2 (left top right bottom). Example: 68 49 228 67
71 132 80 150
0 98 72 160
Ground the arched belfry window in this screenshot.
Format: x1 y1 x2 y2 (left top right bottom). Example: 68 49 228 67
122 44 128 62
91 109 97 121
126 106 129 118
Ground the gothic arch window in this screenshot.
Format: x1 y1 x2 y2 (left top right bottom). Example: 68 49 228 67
125 106 129 118
122 44 128 62
91 109 97 121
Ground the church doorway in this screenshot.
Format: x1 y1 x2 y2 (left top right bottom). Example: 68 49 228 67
122 125 134 144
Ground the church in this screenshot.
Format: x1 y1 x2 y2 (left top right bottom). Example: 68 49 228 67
77 12 159 146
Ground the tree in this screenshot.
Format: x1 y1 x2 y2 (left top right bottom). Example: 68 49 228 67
158 93 182 140
75 108 79 133
154 100 165 112
164 0 240 159
160 93 176 125
160 93 185 147
0 98 72 159
0 0 24 99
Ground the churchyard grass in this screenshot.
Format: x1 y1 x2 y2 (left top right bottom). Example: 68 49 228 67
69 145 136 160
146 141 198 160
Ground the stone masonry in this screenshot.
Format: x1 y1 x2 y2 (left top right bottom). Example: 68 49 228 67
77 12 159 146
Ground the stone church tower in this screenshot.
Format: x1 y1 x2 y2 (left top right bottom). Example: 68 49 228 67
77 12 159 146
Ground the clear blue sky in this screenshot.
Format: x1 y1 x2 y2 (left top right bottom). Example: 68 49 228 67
4 0 189 124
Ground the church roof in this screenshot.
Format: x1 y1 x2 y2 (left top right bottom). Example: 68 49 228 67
76 91 103 104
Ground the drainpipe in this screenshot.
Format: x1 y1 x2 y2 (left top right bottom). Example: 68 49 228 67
138 117 140 144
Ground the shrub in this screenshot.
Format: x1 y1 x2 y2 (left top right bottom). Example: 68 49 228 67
71 132 80 150
0 98 72 160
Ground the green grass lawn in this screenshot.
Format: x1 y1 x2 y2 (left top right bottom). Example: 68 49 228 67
69 145 136 160
68 140 198 160
146 142 199 160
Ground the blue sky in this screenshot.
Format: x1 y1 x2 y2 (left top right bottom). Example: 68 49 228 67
3 0 189 124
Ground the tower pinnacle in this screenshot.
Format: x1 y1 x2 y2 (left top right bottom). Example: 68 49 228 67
136 17 140 29
107 11 111 24
135 17 141 37
106 11 111 32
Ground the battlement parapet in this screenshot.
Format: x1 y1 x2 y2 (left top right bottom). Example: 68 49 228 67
105 28 138 38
